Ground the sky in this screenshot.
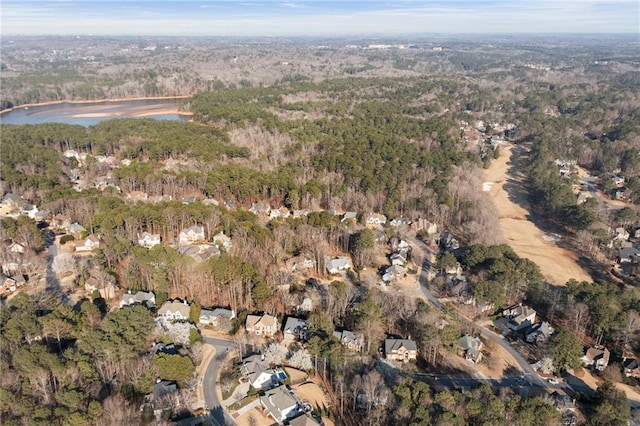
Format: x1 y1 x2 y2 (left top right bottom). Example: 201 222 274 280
1 0 639 36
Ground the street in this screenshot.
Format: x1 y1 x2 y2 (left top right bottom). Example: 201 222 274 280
202 336 237 426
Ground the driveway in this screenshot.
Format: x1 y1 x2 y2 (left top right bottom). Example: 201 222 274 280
202 336 237 426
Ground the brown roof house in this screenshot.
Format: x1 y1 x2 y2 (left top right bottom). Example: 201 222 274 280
384 338 417 362
624 358 640 379
157 300 191 321
245 314 279 337
582 346 610 371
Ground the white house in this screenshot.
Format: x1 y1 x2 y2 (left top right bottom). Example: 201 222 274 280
260 385 300 424
242 354 277 389
138 232 161 248
502 303 537 331
157 300 191 321
212 231 233 251
179 225 205 244
199 307 235 328
9 242 25 254
341 212 358 223
287 255 315 272
75 234 100 252
366 213 387 226
325 257 351 274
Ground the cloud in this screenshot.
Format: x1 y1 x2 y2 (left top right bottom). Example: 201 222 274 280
1 0 638 35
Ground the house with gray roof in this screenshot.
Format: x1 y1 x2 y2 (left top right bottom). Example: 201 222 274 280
282 317 308 342
333 330 363 352
242 354 278 389
459 335 483 363
199 307 235 328
259 385 300 424
120 290 155 308
384 338 417 362
526 321 554 344
325 256 351 274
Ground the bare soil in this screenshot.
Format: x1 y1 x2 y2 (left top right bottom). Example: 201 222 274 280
483 145 592 285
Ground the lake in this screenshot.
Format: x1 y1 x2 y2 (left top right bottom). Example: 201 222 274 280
0 98 191 127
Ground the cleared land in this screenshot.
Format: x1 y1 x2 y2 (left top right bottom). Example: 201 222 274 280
483 145 592 285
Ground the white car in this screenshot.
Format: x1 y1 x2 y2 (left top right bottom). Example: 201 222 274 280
547 378 559 385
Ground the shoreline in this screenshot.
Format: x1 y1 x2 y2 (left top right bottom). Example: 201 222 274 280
0 95 193 116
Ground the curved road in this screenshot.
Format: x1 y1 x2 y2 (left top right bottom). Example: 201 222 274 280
408 235 545 387
202 336 237 426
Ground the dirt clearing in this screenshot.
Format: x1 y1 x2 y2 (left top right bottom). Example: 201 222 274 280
483 145 592 285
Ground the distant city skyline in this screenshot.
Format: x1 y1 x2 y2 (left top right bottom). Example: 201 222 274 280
1 0 638 36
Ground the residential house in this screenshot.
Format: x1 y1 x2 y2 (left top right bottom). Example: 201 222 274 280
138 232 161 248
67 222 86 237
179 244 220 262
384 338 418 362
199 308 235 328
549 390 575 413
202 198 220 207
212 231 233 251
341 212 358 223
582 346 610 371
439 231 460 251
150 342 178 356
157 300 191 321
149 379 178 416
325 257 351 274
382 265 406 283
292 210 309 219
126 190 149 202
447 274 468 297
412 218 438 235
633 227 640 240
21 204 39 219
250 202 272 217
119 290 156 308
389 217 411 227
287 255 315 272
459 335 483 363
333 330 364 352
178 225 205 244
1 193 22 211
260 385 300 424
389 237 410 252
0 275 27 296
619 246 640 263
245 314 279 337
75 234 100 252
241 354 277 389
84 276 116 300
288 413 323 426
9 242 25 254
389 252 407 266
181 196 196 204
526 322 555 344
502 303 537 331
365 213 387 226
49 214 71 230
270 207 291 220
623 358 640 378
282 317 308 342
614 227 630 241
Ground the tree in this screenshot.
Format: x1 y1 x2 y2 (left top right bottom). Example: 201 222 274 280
52 253 76 274
288 349 312 371
264 342 289 365
588 381 631 426
153 353 195 386
550 327 582 373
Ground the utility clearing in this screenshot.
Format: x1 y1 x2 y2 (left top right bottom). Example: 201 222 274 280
483 145 592 285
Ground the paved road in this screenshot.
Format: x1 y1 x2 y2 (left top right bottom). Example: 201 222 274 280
407 235 544 387
202 337 237 426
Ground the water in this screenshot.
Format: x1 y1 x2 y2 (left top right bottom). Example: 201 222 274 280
0 99 190 127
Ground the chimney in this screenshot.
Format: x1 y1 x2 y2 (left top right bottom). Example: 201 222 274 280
183 300 188 305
